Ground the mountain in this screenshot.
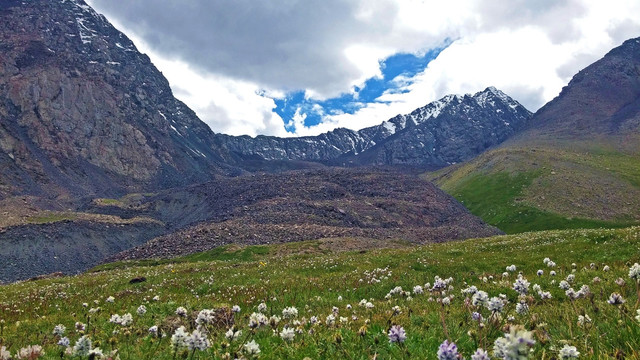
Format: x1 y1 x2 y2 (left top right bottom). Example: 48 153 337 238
216 87 531 168
0 0 243 200
0 0 519 281
428 37 640 233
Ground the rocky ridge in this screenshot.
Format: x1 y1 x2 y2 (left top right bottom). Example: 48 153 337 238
216 87 531 168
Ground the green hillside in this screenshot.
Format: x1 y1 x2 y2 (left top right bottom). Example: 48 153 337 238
427 140 640 234
1 227 639 359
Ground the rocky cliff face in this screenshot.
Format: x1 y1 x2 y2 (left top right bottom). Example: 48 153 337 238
0 0 238 199
216 87 531 167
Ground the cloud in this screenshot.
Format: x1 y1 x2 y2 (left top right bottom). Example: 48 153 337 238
85 0 640 136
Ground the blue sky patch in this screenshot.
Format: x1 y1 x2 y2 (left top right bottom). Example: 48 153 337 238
271 42 451 133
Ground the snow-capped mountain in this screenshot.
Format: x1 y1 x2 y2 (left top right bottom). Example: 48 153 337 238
216 87 532 167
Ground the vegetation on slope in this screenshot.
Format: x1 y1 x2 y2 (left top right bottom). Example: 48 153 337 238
427 142 640 234
1 227 639 359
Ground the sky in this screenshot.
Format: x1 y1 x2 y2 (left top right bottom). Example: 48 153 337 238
85 0 640 137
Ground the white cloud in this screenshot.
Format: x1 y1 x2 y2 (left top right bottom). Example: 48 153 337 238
86 0 640 137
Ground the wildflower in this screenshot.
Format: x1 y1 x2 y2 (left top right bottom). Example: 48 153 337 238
615 278 626 286
310 316 318 325
346 304 352 310
269 315 281 328
566 274 575 283
413 285 424 295
196 309 217 327
87 348 108 359
629 263 640 281
547 261 556 268
472 291 489 307
58 337 70 347
325 314 336 326
577 285 590 297
536 270 543 276
506 265 517 272
532 284 541 293
16 345 45 359
73 336 92 357
565 288 578 300
462 285 478 295
603 265 610 272
550 270 556 276
441 297 451 306
148 326 158 336
388 325 406 343
75 322 86 332
437 340 459 360
0 347 10 360
365 301 374 309
559 344 580 359
338 295 343 301
282 306 298 319
513 277 530 295
515 302 529 315
577 314 591 327
225 328 242 341
176 307 188 317
592 276 601 283
243 340 261 356
635 309 640 323
493 327 535 359
152 295 160 301
607 293 625 305
106 296 115 303
137 305 147 315
186 329 210 351
53 324 66 336
539 291 552 300
249 312 268 328
258 302 267 312
171 326 189 349
280 327 295 341
487 297 504 313
472 348 490 360
471 312 484 322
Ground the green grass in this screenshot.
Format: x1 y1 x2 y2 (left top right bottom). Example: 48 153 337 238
1 227 639 359
25 213 78 224
448 171 636 234
428 143 640 234
90 245 270 272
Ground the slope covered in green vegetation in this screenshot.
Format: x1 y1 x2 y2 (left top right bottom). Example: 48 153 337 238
427 142 640 233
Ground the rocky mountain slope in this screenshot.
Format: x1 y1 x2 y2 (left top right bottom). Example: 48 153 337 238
101 168 502 262
0 0 243 200
428 37 640 233
217 87 531 168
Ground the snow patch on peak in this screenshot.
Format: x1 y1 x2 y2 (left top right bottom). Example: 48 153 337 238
382 121 396 134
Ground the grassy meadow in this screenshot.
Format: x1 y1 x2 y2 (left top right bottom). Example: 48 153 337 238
1 227 639 359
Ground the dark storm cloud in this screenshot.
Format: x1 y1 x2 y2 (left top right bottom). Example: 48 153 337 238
87 0 400 97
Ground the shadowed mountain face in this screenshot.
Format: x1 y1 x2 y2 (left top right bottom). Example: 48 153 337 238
0 0 242 200
429 38 640 233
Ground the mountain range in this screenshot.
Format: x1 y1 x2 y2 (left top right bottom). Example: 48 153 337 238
0 0 638 282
